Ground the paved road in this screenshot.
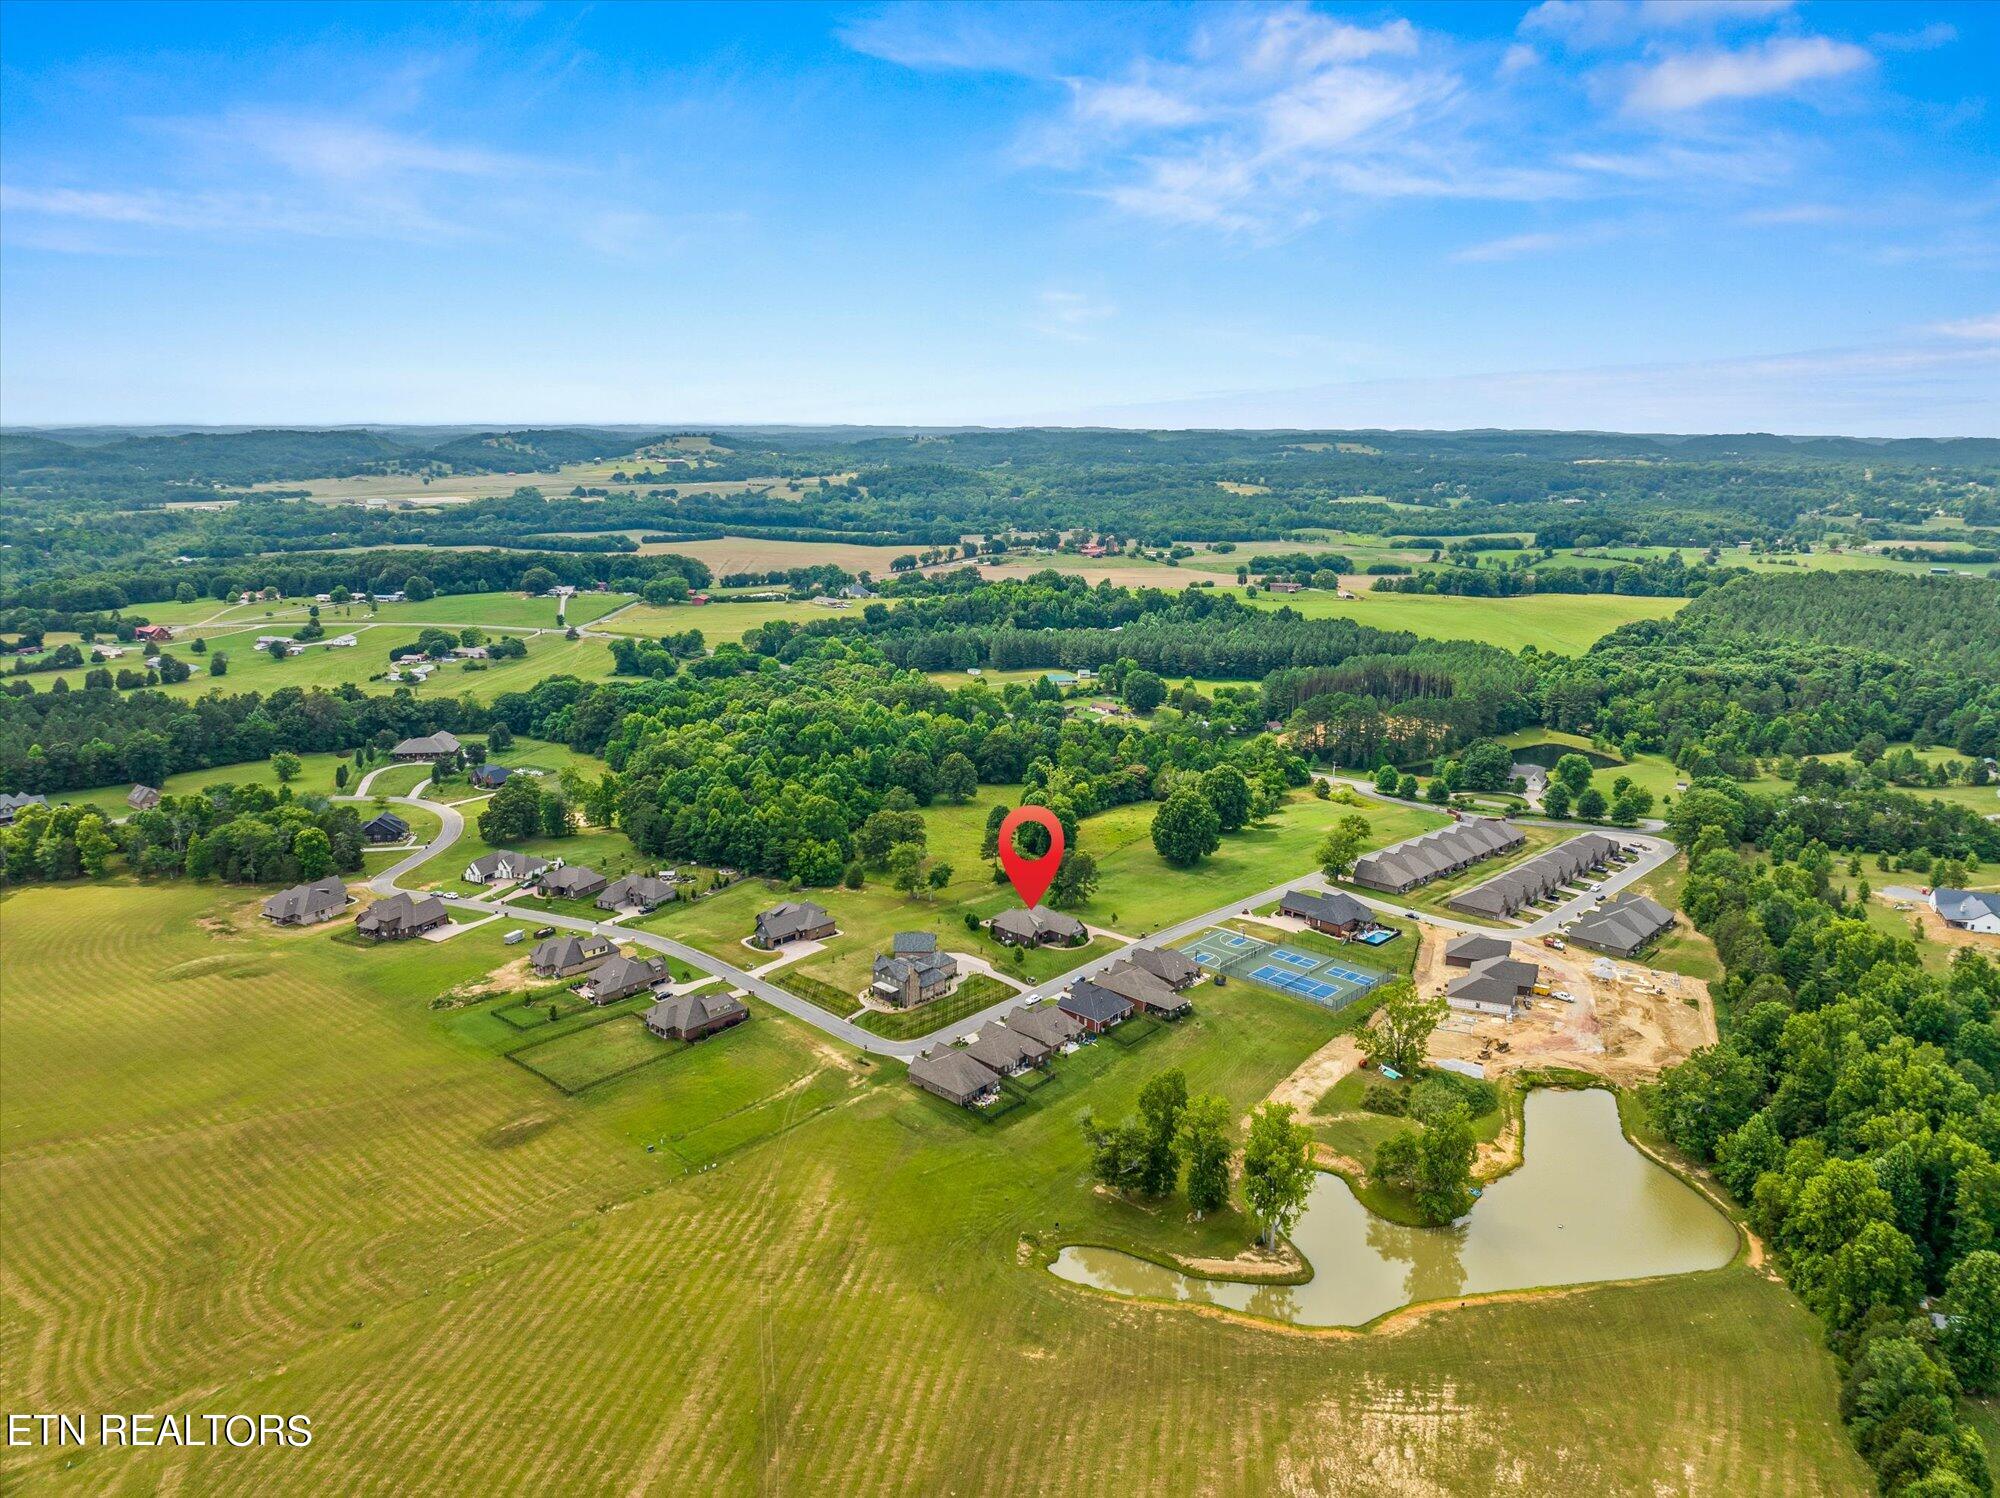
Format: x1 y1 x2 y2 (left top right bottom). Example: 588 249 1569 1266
355 773 1678 1061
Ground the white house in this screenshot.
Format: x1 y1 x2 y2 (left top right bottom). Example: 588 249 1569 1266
1932 889 2000 935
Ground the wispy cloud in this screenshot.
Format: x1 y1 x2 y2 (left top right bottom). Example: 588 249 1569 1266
1029 289 1116 342
1623 35 1873 114
1932 313 2000 340
1521 1 1796 50
1451 221 1622 262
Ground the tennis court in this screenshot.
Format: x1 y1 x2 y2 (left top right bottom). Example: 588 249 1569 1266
1177 927 1388 1012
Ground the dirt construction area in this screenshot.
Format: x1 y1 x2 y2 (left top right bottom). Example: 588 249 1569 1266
1412 922 1716 1086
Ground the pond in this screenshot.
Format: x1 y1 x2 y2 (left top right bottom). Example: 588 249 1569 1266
1049 1087 1737 1328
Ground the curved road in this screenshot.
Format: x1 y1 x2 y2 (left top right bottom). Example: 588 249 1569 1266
348 773 1677 1061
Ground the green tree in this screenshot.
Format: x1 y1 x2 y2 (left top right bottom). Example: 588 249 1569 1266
73 815 116 878
888 843 927 897
209 652 228 676
1242 1103 1314 1248
1396 773 1419 799
1199 765 1252 832
1542 780 1572 818
1373 763 1399 795
1373 1105 1476 1225
1575 786 1608 820
291 827 333 880
479 775 544 844
1151 789 1221 867
936 751 978 803
1178 1093 1233 1215
404 574 436 601
264 639 289 662
334 763 350 791
1553 753 1594 794
1123 669 1166 714
1136 1070 1188 1196
1357 980 1445 1075
1314 813 1372 878
1048 848 1100 908
1080 1111 1147 1192
271 751 302 784
1940 1250 1999 1394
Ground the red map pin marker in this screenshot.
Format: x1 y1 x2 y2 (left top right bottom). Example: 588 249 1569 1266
997 805 1065 908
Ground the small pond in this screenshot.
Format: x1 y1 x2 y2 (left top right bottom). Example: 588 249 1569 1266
1049 1087 1736 1327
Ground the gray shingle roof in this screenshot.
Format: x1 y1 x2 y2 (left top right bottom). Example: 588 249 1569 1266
1129 946 1202 988
1936 889 2000 924
1445 933 1512 964
1279 888 1372 927
907 1048 1001 1105
1059 981 1133 1026
1006 1005 1084 1047
647 989 747 1034
757 901 832 943
262 877 350 923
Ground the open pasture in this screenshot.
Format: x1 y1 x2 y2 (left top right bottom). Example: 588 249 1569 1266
0 879 1871 1494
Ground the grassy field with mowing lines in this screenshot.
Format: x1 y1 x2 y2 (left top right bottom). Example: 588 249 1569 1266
1244 588 1687 654
0 879 1871 1493
596 596 847 641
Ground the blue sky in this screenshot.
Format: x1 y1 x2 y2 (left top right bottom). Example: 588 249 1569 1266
2 0 1995 434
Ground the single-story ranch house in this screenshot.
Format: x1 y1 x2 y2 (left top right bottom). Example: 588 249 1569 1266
1128 945 1202 990
754 901 835 949
361 811 410 843
464 850 553 885
531 932 616 978
1006 1004 1084 1050
470 764 511 789
1350 819 1525 894
645 989 749 1042
962 1021 1050 1076
872 932 958 1009
907 1047 1002 1108
261 877 353 926
536 865 608 900
1058 981 1133 1034
1444 933 1512 967
355 892 449 941
1446 956 1541 1018
1566 894 1676 957
1278 888 1374 937
989 907 1087 947
1089 960 1193 1019
597 872 681 914
127 784 162 812
1933 889 2000 935
392 731 462 762
578 953 670 1005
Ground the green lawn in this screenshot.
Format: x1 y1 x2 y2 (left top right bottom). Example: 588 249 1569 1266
0 880 1872 1493
853 974 1016 1039
1240 588 1687 654
150 588 627 633
1629 859 1724 986
49 749 370 816
597 597 842 642
1072 791 1451 939
414 821 644 897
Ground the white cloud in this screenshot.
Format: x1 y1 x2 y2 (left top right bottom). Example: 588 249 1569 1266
1871 22 1957 54
1030 289 1116 341
1933 313 2000 340
1452 223 1620 262
1624 35 1872 113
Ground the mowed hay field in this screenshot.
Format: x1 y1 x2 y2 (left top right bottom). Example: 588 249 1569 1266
0 882 1869 1494
1244 589 1688 654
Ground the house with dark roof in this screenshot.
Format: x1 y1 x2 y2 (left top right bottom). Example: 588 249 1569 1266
963 1022 1050 1076
578 953 670 1005
463 850 552 885
1447 832 1625 920
1445 955 1540 1018
1092 960 1193 1018
469 763 511 789
872 934 959 1009
1350 819 1526 893
536 864 608 900
354 892 449 941
1444 933 1513 967
907 1048 1002 1108
597 872 682 913
1566 894 1676 957
0 791 46 824
127 784 162 812
261 877 353 926
392 731 462 761
1128 945 1202 991
989 906 1087 947
133 624 174 643
1932 889 2000 935
361 810 410 843
646 989 749 1042
1058 980 1133 1034
1007 1004 1085 1050
754 900 835 949
1278 888 1373 936
531 932 616 978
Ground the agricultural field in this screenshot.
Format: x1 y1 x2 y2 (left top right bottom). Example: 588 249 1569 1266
1243 589 1688 654
0 879 1872 1493
622 535 934 577
160 589 629 633
598 596 847 641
